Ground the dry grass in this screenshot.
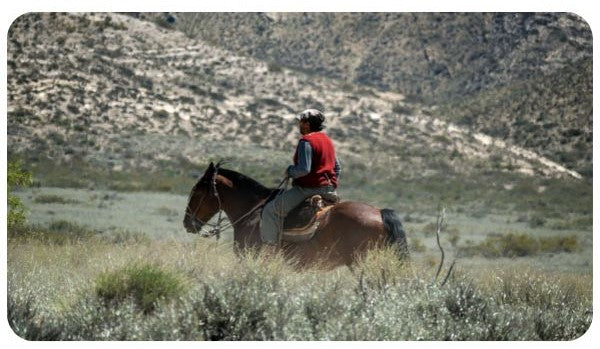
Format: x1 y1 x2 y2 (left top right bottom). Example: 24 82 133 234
7 229 592 340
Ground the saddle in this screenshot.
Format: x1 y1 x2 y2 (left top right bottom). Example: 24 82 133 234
264 192 338 242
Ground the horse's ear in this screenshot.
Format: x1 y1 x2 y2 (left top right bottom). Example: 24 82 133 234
202 162 215 179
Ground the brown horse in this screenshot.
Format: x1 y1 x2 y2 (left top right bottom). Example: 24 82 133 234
183 162 408 268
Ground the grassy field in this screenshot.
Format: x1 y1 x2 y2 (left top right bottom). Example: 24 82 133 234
13 185 593 274
16 147 594 228
15 187 192 240
7 227 592 340
7 152 593 341
7 180 593 340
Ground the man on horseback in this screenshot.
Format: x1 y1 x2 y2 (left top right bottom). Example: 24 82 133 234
260 109 341 245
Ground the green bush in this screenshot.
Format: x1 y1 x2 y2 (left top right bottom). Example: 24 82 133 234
7 160 32 229
95 263 185 313
392 103 413 115
495 233 539 257
267 61 283 73
528 214 547 228
152 109 170 119
8 221 99 245
460 234 529 258
34 194 78 204
48 220 98 235
460 232 579 258
538 235 579 253
548 215 592 231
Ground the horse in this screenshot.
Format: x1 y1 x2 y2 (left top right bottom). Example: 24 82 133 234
183 162 408 268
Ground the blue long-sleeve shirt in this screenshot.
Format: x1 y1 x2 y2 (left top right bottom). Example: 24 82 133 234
287 140 341 181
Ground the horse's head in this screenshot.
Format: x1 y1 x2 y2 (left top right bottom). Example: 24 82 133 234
183 162 222 234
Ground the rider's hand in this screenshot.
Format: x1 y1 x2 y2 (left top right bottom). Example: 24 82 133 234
283 168 290 179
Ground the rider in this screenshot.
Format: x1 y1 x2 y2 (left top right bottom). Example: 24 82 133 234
260 109 341 245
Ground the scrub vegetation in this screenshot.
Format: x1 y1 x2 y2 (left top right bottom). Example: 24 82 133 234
7 229 592 340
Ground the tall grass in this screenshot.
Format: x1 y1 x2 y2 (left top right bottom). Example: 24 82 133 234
7 232 592 340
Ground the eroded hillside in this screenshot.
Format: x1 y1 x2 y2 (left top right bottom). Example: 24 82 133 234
8 12 583 186
169 12 592 176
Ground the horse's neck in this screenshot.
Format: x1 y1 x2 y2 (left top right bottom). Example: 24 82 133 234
221 186 272 224
222 186 271 248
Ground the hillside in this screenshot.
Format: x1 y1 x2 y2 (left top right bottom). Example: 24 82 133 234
171 13 591 101
168 12 592 177
433 57 592 176
7 13 592 222
7 13 583 174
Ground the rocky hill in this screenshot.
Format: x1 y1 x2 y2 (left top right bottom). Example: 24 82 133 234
167 12 592 176
172 13 591 100
7 12 587 195
434 56 592 177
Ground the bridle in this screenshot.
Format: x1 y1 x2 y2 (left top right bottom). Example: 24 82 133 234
184 166 289 239
184 168 227 239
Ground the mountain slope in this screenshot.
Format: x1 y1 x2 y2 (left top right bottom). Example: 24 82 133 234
172 13 591 100
167 12 592 177
433 57 592 176
7 13 584 183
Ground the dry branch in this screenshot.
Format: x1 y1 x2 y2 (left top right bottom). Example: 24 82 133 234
432 206 457 287
433 207 446 284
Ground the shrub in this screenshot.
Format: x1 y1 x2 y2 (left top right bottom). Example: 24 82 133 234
95 263 185 313
459 232 579 258
528 214 547 228
34 194 79 204
155 206 178 217
7 242 592 340
421 222 438 236
459 233 535 258
267 62 283 73
9 221 99 245
538 235 579 253
66 104 80 115
495 233 539 257
448 227 461 247
392 103 413 115
138 76 154 90
7 160 32 229
410 237 426 252
104 230 150 245
152 109 170 120
548 216 592 231
154 14 176 30
8 290 62 340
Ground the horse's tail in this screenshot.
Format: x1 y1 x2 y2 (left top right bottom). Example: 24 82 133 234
380 208 409 259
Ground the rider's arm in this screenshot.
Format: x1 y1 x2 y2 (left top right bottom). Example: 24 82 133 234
287 140 312 179
334 158 341 179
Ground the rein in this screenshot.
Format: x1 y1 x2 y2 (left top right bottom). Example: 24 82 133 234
185 169 290 239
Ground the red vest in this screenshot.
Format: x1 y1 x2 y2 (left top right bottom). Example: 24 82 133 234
293 132 338 188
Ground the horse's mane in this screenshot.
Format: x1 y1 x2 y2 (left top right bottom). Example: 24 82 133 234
217 168 274 197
